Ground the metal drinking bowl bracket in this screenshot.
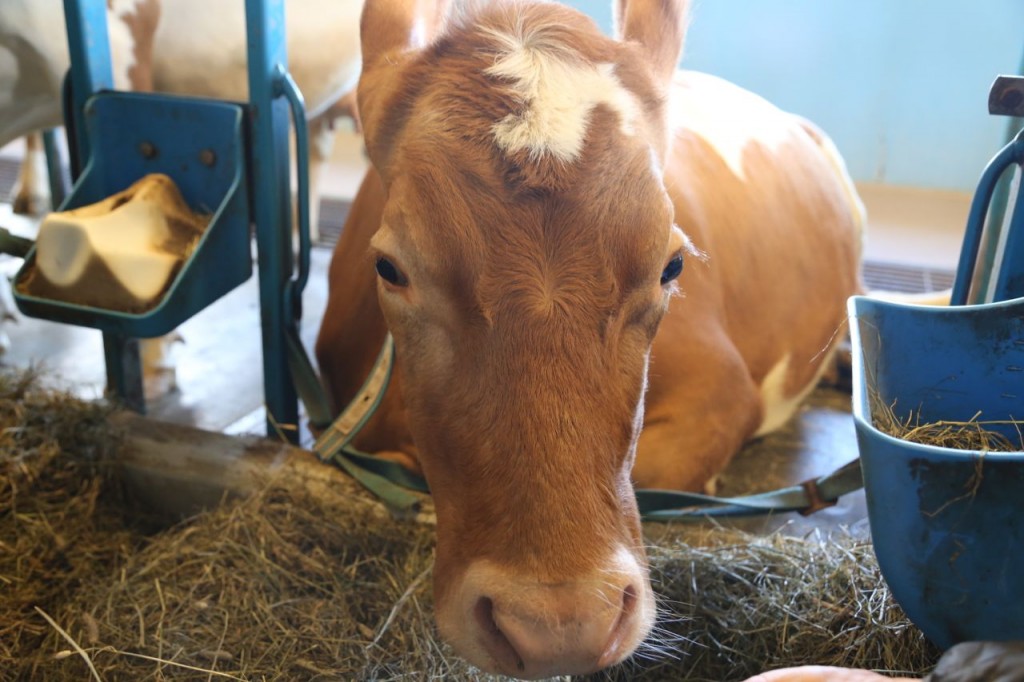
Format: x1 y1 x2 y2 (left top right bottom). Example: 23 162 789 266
7 0 310 436
850 75 1024 649
13 92 252 338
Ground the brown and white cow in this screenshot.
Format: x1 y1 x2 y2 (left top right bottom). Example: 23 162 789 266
316 0 862 677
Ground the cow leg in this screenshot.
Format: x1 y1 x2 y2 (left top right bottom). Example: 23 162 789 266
633 340 763 493
12 132 49 216
0 273 19 356
305 116 336 244
303 91 361 245
140 332 184 399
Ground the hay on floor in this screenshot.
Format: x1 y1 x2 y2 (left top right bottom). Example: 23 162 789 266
621 531 940 681
0 369 940 681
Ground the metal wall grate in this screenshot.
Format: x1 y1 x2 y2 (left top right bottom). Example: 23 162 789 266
0 157 22 202
861 260 955 294
315 198 350 248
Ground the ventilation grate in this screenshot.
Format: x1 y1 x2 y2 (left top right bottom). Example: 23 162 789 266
862 260 955 294
315 197 351 248
0 157 22 202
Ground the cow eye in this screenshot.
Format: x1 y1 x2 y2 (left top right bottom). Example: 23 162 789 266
375 257 408 287
660 253 683 285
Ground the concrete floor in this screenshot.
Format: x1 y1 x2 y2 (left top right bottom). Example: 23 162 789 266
0 131 971 534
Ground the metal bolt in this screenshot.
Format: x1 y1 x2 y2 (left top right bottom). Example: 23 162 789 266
139 141 157 159
199 149 216 167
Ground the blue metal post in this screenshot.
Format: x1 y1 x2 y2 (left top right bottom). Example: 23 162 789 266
246 0 300 441
63 0 144 412
970 62 1024 304
62 0 112 170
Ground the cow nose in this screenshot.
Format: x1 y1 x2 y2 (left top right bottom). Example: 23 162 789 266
455 551 653 678
472 583 639 677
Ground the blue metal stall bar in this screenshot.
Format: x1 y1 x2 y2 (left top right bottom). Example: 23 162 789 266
246 0 301 441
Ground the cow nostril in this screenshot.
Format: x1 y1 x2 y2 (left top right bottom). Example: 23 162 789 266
622 583 638 616
473 596 524 672
600 582 640 667
473 596 498 634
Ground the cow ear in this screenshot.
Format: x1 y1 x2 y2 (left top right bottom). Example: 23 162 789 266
358 0 449 167
360 0 448 68
613 0 689 89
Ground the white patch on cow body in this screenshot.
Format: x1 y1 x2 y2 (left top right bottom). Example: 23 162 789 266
483 26 638 162
670 71 794 181
755 350 834 437
107 0 144 90
755 354 800 437
11 135 49 213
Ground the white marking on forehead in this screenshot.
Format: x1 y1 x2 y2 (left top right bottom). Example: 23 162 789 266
755 351 832 437
482 24 639 163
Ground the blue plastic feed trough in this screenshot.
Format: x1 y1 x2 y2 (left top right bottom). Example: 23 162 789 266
850 294 1024 649
849 92 1024 649
12 91 252 338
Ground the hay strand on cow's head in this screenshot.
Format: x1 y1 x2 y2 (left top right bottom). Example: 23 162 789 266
1 368 941 680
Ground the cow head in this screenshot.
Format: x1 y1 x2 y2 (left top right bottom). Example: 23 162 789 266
356 0 688 676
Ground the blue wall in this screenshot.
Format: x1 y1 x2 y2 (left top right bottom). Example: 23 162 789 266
562 1 1023 192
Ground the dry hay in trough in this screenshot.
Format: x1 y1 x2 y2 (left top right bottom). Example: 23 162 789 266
0 368 942 681
871 392 1024 453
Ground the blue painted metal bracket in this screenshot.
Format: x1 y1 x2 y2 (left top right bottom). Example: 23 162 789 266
989 75 1024 118
278 68 312 316
951 127 1024 305
277 67 335 431
14 93 253 337
53 0 313 435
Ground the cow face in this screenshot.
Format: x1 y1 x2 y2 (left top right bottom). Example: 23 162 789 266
356 1 688 677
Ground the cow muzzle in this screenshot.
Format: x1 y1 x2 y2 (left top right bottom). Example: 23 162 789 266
439 546 655 678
